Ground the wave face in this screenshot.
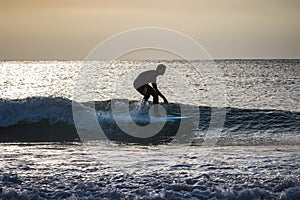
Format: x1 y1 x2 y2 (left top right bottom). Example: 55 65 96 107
0 97 77 142
0 97 299 144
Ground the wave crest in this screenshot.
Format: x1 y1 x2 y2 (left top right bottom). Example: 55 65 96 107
0 97 299 144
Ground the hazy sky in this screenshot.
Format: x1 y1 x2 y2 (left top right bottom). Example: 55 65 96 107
1 0 299 60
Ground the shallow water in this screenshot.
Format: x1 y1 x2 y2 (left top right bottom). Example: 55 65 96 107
0 143 299 199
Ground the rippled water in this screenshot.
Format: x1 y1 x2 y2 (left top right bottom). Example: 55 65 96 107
1 59 299 111
0 143 299 199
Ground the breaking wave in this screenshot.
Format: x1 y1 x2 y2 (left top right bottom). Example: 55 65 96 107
0 97 299 144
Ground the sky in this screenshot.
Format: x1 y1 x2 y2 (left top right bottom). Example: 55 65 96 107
0 0 299 60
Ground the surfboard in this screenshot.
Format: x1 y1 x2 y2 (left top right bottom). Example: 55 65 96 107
113 114 194 123
164 116 194 121
140 115 195 123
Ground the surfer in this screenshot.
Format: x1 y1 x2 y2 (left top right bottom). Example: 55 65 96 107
133 64 169 116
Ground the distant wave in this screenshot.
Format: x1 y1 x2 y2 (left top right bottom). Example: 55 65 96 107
0 97 299 144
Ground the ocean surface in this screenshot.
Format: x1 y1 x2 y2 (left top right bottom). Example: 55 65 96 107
0 59 299 199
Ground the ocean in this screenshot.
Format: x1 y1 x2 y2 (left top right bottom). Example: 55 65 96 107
0 59 299 199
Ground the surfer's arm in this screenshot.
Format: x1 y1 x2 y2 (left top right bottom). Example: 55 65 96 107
152 83 169 104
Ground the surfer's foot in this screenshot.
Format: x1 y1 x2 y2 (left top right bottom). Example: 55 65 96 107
141 98 148 106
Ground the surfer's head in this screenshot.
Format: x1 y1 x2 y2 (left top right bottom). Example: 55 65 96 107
156 64 166 75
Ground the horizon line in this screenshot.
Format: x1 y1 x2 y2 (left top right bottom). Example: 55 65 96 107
1 57 300 62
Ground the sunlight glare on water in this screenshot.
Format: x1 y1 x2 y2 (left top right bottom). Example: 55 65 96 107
1 60 299 111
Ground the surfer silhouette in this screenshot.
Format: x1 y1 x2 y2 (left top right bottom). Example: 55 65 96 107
133 64 169 116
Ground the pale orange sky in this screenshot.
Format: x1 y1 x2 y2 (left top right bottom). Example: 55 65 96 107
0 0 299 60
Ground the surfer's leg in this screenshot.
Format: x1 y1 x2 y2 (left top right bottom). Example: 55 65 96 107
137 85 149 101
136 85 146 95
143 95 150 102
153 95 159 104
145 87 160 116
137 85 152 107
143 86 158 104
